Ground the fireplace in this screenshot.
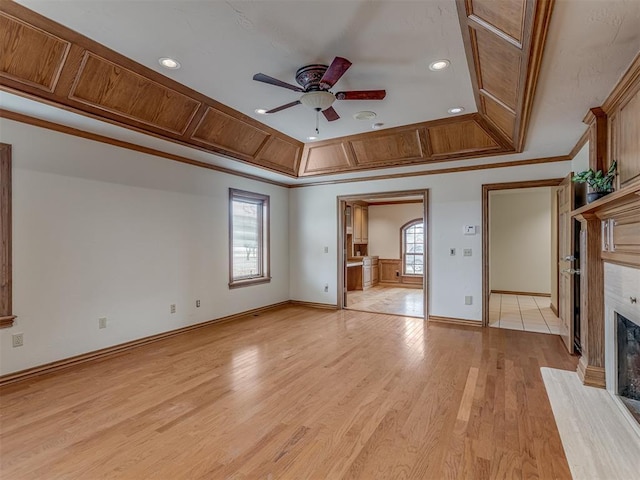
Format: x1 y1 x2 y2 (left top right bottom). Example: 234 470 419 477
617 313 640 423
604 263 640 430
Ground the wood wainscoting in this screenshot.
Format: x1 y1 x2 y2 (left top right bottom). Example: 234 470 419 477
379 259 424 288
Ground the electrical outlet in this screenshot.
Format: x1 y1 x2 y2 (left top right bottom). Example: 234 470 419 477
450 248 456 256
463 248 472 257
170 304 176 314
465 296 473 305
324 284 329 293
196 300 201 308
12 333 23 348
98 317 107 329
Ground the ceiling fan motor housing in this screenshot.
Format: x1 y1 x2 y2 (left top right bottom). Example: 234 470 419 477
295 64 329 91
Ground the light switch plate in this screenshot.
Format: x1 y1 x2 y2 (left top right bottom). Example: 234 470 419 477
464 225 476 235
450 248 456 256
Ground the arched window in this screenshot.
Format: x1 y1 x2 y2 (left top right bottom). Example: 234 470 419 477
401 219 424 275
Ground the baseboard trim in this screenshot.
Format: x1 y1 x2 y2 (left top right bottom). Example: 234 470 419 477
428 315 482 327
377 282 423 289
550 303 559 316
490 290 551 297
289 300 338 310
577 356 606 389
0 301 290 387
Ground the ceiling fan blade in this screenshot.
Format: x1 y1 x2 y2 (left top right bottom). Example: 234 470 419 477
322 106 340 122
319 57 352 89
335 90 387 100
265 100 301 114
253 73 303 92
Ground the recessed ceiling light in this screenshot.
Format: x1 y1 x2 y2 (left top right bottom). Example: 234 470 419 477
429 59 450 71
255 108 268 115
372 122 384 130
353 111 377 120
448 107 465 114
159 57 180 69
307 136 318 140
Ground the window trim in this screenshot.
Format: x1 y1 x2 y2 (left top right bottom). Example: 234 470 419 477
228 188 271 289
1 144 16 328
401 218 424 277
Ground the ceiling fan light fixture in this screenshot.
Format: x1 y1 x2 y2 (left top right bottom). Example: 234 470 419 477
159 57 180 69
299 91 335 110
429 59 450 71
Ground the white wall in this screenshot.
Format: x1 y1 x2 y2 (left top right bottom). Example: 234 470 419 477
368 203 423 258
0 119 290 375
489 187 552 294
289 161 570 321
571 141 589 174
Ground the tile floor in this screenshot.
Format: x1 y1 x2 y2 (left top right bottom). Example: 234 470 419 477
489 293 562 334
346 285 424 317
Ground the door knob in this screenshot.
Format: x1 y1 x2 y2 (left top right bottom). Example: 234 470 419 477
562 268 581 275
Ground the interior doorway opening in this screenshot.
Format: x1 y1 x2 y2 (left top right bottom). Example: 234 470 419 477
482 179 565 334
337 190 428 319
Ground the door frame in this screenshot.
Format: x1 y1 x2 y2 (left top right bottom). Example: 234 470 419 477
481 178 564 326
337 189 429 319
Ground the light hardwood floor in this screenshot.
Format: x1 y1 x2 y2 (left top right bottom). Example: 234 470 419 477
489 294 562 334
0 305 577 479
347 285 423 317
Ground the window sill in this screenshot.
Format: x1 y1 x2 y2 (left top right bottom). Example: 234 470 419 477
0 315 17 329
229 277 272 289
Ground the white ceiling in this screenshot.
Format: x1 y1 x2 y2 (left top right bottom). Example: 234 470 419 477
7 0 640 184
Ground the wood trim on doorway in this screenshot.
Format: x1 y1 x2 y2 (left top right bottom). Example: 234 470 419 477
0 143 16 329
481 178 564 326
337 189 429 319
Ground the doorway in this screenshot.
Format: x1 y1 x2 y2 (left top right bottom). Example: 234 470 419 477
337 190 428 319
482 179 564 331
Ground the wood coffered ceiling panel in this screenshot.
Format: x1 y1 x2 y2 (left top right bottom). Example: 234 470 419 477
300 143 354 175
0 0 302 177
350 130 425 166
254 137 302 174
457 0 554 152
469 0 526 43
427 119 500 156
299 114 510 176
473 27 521 110
191 107 269 158
0 11 69 92
480 94 516 141
0 0 556 179
70 52 201 136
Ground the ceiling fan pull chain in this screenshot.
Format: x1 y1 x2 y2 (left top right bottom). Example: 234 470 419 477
315 109 320 135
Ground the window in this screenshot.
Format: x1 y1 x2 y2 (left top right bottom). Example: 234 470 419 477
402 219 424 276
229 189 270 288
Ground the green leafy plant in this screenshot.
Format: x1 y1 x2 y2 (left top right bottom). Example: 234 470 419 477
572 160 617 193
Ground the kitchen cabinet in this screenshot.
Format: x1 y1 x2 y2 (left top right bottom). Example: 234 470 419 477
353 203 369 244
362 257 379 289
347 256 378 291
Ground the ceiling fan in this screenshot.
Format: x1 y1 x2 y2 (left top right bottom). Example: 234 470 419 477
253 57 386 134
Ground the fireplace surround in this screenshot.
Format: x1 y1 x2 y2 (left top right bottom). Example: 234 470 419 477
604 262 640 433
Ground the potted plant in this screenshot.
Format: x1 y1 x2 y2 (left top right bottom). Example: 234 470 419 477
572 160 617 203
